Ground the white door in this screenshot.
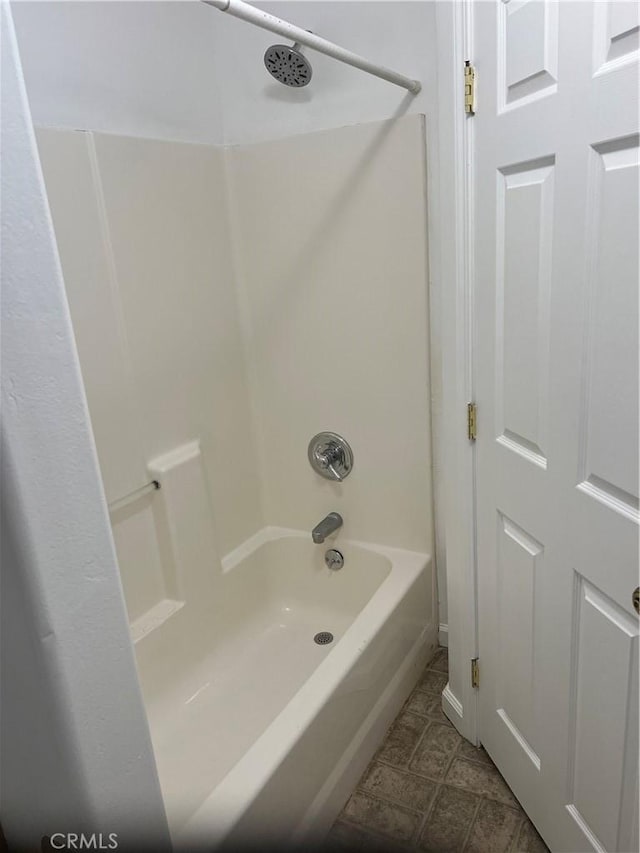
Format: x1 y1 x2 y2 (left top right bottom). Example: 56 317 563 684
474 1 639 851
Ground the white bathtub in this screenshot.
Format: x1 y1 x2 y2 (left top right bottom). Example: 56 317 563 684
135 526 435 848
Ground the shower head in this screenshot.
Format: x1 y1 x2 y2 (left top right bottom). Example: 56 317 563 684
264 42 312 87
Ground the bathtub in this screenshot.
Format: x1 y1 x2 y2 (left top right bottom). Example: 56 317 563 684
134 525 435 848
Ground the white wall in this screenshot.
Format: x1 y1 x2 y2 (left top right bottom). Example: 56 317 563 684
214 1 436 144
13 1 435 145
12 0 225 144
0 6 170 847
229 115 434 552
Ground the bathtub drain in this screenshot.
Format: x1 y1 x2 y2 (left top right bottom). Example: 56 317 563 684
314 631 334 645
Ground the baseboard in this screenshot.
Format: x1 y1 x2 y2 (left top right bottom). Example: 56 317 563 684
294 624 437 843
438 622 448 647
442 682 463 728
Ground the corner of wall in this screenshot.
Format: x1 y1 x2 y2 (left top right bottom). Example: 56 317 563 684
1 6 170 845
220 142 270 538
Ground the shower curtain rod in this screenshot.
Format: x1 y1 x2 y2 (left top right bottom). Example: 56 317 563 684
202 0 422 94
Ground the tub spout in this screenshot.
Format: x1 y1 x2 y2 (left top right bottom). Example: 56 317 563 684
312 512 343 544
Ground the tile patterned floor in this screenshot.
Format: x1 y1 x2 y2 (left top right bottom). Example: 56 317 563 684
326 648 549 853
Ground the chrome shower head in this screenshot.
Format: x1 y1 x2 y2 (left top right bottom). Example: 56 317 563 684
264 42 312 87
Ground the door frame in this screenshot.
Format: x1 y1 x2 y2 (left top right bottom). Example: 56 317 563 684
433 0 479 744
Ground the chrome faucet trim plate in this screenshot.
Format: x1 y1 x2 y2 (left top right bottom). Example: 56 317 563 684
308 432 353 482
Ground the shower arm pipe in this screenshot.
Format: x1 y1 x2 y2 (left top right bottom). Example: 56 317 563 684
202 0 421 94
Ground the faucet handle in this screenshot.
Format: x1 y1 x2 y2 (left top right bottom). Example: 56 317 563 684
327 463 343 482
315 445 344 482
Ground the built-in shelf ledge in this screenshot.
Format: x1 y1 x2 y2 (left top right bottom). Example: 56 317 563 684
130 598 184 643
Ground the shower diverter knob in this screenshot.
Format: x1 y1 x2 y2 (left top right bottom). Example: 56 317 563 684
308 432 353 482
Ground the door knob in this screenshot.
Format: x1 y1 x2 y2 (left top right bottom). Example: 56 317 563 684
633 587 639 615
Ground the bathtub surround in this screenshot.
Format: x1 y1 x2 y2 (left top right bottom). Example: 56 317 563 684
13 0 449 632
35 115 436 843
36 128 262 631
228 117 433 553
36 115 434 619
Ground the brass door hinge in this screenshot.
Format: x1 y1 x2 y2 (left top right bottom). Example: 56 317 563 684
467 402 477 441
471 658 480 689
464 61 476 115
